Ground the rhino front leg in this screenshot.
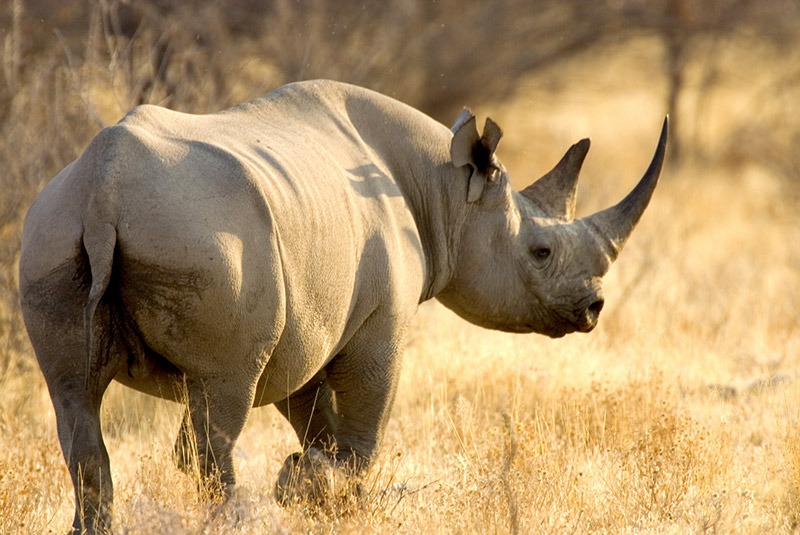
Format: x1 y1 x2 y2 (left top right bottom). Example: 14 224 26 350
275 328 404 505
273 376 345 504
325 338 402 470
274 371 338 451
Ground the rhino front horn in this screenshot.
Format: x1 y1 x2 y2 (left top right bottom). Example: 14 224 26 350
583 116 668 259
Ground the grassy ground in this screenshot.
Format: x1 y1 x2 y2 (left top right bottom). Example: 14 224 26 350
2 32 800 534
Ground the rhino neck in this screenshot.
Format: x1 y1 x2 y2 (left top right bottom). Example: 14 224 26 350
341 88 470 303
405 162 471 303
374 142 469 304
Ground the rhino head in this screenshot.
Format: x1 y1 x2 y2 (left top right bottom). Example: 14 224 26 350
437 111 668 338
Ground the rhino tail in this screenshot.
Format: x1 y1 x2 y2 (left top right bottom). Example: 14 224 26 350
82 218 117 390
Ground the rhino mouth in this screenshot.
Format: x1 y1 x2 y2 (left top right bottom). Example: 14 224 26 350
546 296 604 337
527 317 577 338
540 319 592 339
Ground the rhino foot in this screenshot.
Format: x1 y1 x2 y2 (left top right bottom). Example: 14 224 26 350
274 447 361 508
205 484 246 529
68 504 112 535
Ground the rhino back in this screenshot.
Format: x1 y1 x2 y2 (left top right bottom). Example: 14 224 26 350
221 83 429 402
76 81 427 402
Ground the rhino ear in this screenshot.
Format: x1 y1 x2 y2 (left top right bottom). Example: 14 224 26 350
481 117 503 154
450 109 480 167
450 110 504 203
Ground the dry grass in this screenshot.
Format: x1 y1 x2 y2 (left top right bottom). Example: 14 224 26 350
2 7 800 534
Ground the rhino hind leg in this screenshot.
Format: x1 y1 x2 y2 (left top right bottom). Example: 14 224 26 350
178 373 262 496
21 264 124 534
56 387 114 534
173 408 197 475
171 401 237 484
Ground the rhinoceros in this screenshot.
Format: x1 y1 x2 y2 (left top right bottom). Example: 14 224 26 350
19 79 667 533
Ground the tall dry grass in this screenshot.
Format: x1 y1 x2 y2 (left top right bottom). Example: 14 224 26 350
2 3 800 534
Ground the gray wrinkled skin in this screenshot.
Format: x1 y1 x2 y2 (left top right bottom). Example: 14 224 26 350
18 80 667 534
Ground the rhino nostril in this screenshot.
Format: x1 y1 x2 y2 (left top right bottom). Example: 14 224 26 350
587 299 604 318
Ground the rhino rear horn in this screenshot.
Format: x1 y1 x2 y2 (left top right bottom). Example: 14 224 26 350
583 116 669 259
520 138 590 221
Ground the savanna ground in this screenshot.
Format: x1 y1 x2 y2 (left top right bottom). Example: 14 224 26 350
1 2 800 533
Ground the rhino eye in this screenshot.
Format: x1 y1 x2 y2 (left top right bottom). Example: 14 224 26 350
532 247 551 261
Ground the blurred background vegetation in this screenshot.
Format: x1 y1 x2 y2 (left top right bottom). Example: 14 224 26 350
3 4 800 532
1 0 800 376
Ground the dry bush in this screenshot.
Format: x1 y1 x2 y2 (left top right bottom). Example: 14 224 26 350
0 369 71 534
783 425 800 530
490 376 713 531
